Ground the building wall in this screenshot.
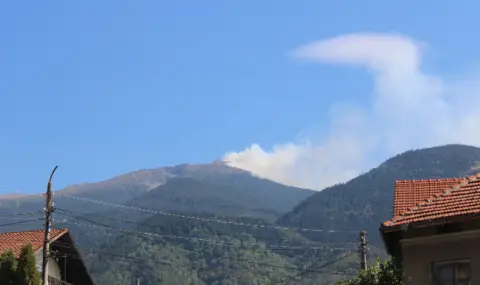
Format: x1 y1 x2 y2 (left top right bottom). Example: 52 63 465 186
34 251 62 284
401 229 480 285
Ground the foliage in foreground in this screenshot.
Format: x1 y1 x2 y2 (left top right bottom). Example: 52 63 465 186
335 259 403 285
0 244 40 285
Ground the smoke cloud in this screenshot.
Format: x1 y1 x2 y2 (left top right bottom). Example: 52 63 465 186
223 33 480 190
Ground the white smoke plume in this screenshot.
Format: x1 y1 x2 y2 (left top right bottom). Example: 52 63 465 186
223 33 480 190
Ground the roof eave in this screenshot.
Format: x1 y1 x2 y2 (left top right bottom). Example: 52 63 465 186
380 222 409 234
33 228 69 255
381 213 480 233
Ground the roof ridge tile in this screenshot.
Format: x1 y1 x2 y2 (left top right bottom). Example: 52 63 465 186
0 228 68 235
395 177 464 184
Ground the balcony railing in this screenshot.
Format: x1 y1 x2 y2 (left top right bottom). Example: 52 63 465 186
48 276 72 285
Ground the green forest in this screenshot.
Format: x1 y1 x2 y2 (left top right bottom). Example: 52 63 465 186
67 211 373 284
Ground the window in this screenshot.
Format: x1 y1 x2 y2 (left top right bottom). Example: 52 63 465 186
431 260 470 285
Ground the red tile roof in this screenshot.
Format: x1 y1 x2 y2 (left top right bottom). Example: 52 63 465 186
393 178 464 216
0 228 68 257
384 174 480 228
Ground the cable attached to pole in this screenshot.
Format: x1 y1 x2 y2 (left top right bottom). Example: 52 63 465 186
41 166 58 285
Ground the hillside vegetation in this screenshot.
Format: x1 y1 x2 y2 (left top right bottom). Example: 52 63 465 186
278 144 480 244
2 144 480 284
77 213 367 285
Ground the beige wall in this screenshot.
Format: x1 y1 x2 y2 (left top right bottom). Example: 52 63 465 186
401 229 480 285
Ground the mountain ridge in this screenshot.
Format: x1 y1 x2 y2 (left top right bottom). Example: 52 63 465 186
0 162 315 233
277 144 480 244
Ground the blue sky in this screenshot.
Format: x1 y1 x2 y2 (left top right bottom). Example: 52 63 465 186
1 1 480 193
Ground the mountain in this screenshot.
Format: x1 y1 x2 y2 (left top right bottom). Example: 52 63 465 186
0 162 314 232
3 144 480 284
278 144 480 244
72 144 480 284
124 177 282 220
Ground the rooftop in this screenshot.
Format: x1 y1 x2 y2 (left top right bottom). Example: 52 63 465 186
0 228 68 257
383 174 480 228
393 178 464 216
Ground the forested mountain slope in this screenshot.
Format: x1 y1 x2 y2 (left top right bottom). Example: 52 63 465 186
78 213 372 285
278 144 480 244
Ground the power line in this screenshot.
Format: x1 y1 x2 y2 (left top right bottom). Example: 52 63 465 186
0 218 43 227
0 215 44 221
53 211 360 280
59 194 359 234
52 210 359 281
272 252 357 285
51 239 355 276
52 243 193 269
0 211 43 221
54 249 293 281
0 211 43 217
54 209 362 276
54 210 332 251
54 241 307 274
56 207 351 250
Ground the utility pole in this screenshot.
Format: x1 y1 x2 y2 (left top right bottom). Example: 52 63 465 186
63 252 67 281
136 278 140 285
41 166 58 285
359 230 368 271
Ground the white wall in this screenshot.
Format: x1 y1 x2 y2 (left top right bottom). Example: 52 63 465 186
35 250 42 273
34 251 62 285
47 258 62 280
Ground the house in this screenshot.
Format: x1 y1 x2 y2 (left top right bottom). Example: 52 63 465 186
0 228 94 285
380 175 480 285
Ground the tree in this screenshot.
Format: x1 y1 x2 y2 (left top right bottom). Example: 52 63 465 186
335 259 403 285
0 250 19 285
0 244 40 285
17 244 40 285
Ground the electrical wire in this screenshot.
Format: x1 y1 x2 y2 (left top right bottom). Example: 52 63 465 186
59 194 359 234
54 195 364 281
55 210 332 251
51 239 356 277
52 243 193 269
52 212 361 281
0 218 44 227
0 211 43 217
55 207 353 251
0 211 43 221
54 249 292 281
51 209 361 281
53 241 307 273
272 252 357 285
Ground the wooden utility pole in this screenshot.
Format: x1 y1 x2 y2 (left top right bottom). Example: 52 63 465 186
359 230 368 271
41 166 58 285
